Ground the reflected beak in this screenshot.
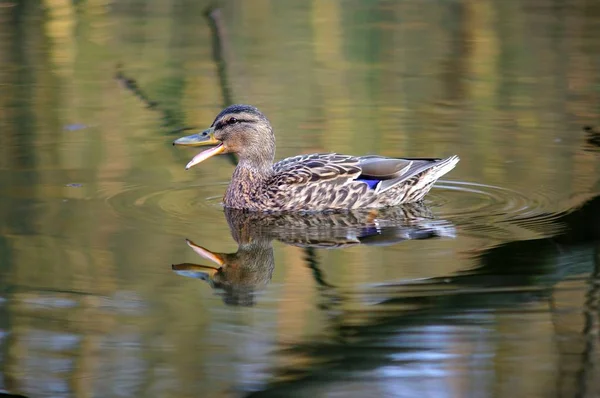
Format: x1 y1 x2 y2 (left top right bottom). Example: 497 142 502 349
172 263 220 280
173 128 225 169
185 239 225 266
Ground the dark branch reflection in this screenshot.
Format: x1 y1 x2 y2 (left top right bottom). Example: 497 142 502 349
584 126 600 149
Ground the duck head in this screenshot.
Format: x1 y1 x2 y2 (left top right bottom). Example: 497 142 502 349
173 104 276 170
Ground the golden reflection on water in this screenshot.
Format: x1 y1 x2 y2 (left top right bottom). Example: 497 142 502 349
0 0 599 397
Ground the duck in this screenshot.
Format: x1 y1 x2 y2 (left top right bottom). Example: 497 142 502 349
173 104 459 211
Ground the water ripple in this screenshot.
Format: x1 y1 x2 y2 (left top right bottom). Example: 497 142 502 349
101 182 226 232
427 180 566 240
102 179 565 242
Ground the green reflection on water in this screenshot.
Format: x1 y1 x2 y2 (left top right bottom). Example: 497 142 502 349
0 0 599 397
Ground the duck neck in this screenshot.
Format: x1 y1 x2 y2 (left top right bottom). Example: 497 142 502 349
225 160 273 208
235 157 274 181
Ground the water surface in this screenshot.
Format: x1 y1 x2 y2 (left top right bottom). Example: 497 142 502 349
0 1 600 397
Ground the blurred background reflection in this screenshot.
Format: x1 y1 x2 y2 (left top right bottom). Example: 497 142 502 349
0 0 599 397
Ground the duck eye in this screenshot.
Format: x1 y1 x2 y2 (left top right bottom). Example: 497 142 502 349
228 117 238 125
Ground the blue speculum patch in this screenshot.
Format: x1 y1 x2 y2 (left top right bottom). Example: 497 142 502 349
358 226 379 238
357 178 380 190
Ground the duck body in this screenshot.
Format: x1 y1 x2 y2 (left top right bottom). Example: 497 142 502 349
225 153 459 211
174 104 459 212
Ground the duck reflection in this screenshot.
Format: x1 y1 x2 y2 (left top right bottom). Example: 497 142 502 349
172 237 274 307
172 203 455 306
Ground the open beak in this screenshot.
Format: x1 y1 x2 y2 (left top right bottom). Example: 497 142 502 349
185 239 225 266
173 128 225 169
171 239 226 281
172 263 220 280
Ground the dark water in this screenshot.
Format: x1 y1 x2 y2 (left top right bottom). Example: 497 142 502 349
1 1 600 397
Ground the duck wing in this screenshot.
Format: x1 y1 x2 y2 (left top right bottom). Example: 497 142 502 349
268 153 458 210
358 155 459 194
271 153 362 185
272 154 456 192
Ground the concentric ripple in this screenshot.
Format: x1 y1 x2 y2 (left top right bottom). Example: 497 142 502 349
427 180 567 240
101 179 567 242
101 181 227 234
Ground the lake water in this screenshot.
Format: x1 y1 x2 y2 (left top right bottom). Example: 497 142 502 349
0 1 599 397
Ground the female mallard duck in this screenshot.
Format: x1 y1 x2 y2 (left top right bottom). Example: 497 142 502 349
174 104 459 211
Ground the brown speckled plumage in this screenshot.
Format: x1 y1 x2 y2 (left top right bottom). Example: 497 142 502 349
175 104 459 212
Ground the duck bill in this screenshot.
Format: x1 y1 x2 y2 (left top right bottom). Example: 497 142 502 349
184 144 225 169
172 263 220 280
186 239 225 266
173 128 225 169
